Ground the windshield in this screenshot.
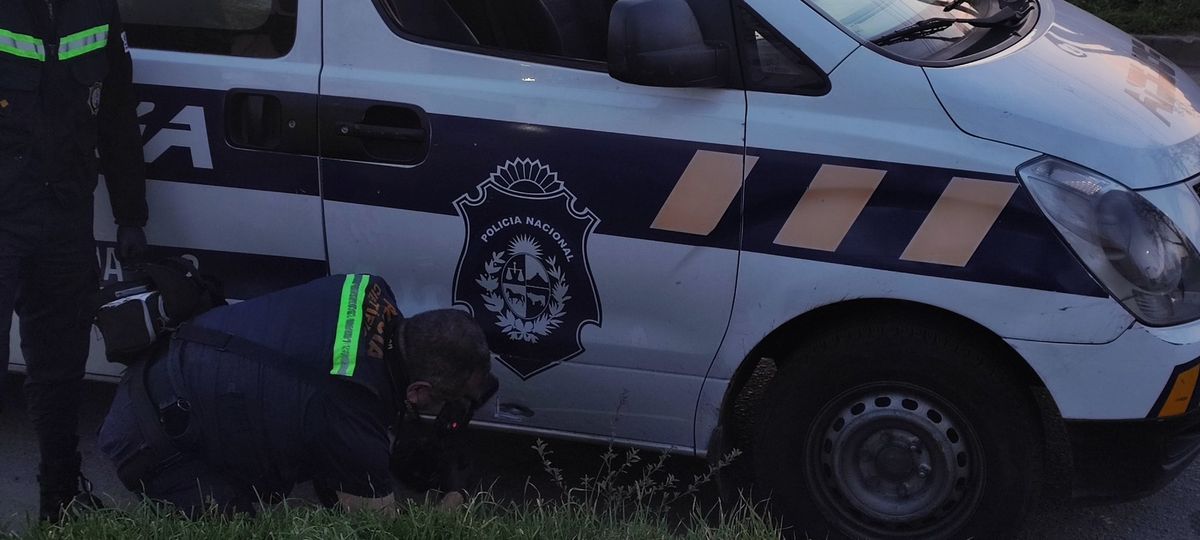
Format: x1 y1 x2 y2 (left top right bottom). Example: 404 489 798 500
806 0 991 58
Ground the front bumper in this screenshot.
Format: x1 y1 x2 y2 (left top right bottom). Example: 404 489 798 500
1008 321 1200 420
1065 406 1200 503
1009 318 1200 502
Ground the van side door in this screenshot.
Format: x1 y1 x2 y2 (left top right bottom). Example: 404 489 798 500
320 0 747 449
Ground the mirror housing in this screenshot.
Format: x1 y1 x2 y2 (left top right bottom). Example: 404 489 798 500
607 0 729 88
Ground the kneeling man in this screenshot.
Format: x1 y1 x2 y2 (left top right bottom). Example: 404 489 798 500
99 274 496 514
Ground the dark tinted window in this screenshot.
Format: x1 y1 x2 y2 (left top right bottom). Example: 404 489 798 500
379 0 616 63
736 5 829 95
117 0 298 58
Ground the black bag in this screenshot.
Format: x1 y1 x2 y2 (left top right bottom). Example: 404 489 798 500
93 258 226 364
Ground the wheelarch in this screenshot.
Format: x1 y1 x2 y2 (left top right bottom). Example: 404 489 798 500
711 298 1071 502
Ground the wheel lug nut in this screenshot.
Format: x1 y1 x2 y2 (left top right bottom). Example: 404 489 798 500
918 465 931 478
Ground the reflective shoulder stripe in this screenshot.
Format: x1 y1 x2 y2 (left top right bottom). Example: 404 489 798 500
0 28 45 61
331 274 371 377
58 24 108 61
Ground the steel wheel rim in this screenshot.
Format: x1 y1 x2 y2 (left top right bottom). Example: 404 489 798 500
806 382 985 537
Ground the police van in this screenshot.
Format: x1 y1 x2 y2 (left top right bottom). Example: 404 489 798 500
7 0 1200 537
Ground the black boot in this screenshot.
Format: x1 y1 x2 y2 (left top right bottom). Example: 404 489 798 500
38 452 103 522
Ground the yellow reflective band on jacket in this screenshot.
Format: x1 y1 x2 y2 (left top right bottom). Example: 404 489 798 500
331 274 371 377
0 28 45 61
58 24 108 60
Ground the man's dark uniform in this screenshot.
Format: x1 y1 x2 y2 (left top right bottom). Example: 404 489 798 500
99 275 403 513
0 0 147 517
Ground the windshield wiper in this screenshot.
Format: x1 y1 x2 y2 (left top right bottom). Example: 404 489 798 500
943 0 970 12
872 2 1033 47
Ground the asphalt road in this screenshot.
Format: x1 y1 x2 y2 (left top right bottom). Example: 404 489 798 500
1 376 1199 538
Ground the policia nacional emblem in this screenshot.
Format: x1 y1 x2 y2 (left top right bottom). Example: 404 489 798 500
453 159 602 379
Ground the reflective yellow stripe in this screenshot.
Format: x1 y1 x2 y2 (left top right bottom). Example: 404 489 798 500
0 28 45 61
58 24 108 60
331 274 371 377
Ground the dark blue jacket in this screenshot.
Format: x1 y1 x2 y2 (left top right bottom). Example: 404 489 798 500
0 0 146 225
101 274 404 498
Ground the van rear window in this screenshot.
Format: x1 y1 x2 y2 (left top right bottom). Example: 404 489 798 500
377 0 615 64
117 0 298 59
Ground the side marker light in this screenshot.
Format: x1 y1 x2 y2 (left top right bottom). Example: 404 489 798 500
1158 365 1200 418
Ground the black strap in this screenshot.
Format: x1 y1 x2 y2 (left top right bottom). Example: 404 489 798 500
172 324 328 387
119 358 184 492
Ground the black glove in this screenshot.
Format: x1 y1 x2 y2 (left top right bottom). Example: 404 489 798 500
390 417 446 492
438 448 474 495
312 479 340 508
391 404 474 493
116 226 148 264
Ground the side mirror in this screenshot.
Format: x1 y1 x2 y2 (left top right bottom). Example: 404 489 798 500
607 0 729 88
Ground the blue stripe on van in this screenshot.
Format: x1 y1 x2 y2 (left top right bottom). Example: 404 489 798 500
741 149 1108 298
136 85 320 196
128 84 1104 299
323 110 1103 297
320 113 743 250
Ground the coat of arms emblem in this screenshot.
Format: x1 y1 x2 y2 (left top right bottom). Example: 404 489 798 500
453 159 602 379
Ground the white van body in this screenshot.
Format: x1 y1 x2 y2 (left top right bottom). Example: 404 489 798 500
8 0 1200 537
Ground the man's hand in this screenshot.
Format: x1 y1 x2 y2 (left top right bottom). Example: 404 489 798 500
336 491 396 513
116 225 147 263
438 490 466 510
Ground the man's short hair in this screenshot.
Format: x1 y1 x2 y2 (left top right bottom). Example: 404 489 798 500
400 309 490 394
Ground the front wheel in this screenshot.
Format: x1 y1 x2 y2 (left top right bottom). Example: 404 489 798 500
752 318 1040 539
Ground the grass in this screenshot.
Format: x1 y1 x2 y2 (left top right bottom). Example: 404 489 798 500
1071 0 1200 35
14 496 777 540
10 440 777 540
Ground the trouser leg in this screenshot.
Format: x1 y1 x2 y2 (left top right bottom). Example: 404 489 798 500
144 456 257 518
16 210 99 519
0 238 18 413
18 242 97 462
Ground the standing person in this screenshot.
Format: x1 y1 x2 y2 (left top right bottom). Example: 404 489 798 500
98 274 498 515
0 0 148 521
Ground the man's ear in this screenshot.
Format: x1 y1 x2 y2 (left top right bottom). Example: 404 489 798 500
405 381 435 408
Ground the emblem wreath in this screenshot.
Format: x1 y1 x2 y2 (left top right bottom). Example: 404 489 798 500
477 246 572 343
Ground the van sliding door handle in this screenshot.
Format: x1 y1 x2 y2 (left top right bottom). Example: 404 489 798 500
336 122 425 142
498 402 535 419
225 89 317 154
320 98 429 164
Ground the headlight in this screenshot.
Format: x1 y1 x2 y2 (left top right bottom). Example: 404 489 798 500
1019 157 1200 326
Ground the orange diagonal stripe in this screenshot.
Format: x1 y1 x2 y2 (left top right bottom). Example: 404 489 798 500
651 150 757 236
774 165 887 252
901 178 1018 267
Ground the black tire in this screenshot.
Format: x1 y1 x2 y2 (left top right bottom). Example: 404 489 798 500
752 315 1040 539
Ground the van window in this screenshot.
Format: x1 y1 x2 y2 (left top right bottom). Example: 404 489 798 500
379 0 615 64
736 6 829 95
117 0 298 58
